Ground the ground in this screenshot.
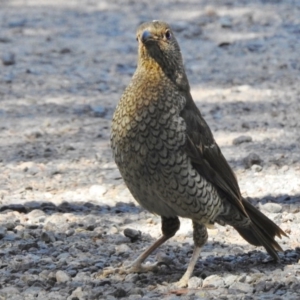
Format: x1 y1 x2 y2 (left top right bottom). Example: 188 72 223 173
0 0 300 299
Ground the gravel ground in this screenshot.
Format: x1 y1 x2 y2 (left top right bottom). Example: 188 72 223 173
0 0 300 299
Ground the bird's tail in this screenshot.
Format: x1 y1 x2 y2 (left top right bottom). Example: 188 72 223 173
234 199 287 261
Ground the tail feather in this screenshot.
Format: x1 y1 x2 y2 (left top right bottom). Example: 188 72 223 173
234 199 287 261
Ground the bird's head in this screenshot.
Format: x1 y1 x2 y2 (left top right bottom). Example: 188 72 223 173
136 20 189 90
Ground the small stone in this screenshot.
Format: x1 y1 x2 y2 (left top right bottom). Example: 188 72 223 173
125 273 139 283
219 16 232 28
4 72 14 83
115 243 130 254
3 232 18 241
188 276 203 288
0 286 20 296
243 153 262 168
89 185 107 198
41 231 56 243
67 287 84 300
2 52 15 66
23 286 42 297
73 104 92 115
203 275 224 288
114 288 127 298
124 228 141 242
282 213 294 222
91 105 107 118
8 19 26 27
261 203 282 213
231 246 244 255
155 252 174 266
56 270 70 283
60 47 71 54
232 135 252 145
251 164 263 172
224 274 238 287
228 282 253 294
0 227 7 239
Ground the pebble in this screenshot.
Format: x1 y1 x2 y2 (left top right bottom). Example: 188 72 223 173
224 274 238 287
243 153 263 168
55 270 70 283
91 105 107 118
219 16 232 28
123 228 142 242
2 52 15 65
228 282 254 294
67 287 84 300
203 275 224 288
89 185 107 198
188 276 203 288
251 164 263 172
261 203 282 213
115 243 131 254
232 135 253 145
0 226 7 239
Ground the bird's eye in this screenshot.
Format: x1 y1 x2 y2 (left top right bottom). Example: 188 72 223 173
136 36 138 41
165 30 171 40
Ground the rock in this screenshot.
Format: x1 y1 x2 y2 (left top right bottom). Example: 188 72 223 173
219 16 232 28
67 287 84 300
89 185 107 198
188 276 203 288
224 274 238 287
2 52 15 65
4 72 14 83
3 232 18 241
261 203 282 213
233 135 252 145
203 275 224 288
114 288 127 298
123 228 141 242
26 209 45 223
23 286 42 297
55 270 70 283
8 19 26 27
73 104 92 115
251 164 263 172
0 286 21 297
91 105 107 118
282 213 294 222
243 153 262 168
115 243 131 254
228 282 253 294
125 273 139 283
41 231 56 243
155 252 174 266
60 47 71 54
0 227 7 239
231 247 244 255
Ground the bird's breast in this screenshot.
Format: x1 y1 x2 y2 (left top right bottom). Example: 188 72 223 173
111 83 186 171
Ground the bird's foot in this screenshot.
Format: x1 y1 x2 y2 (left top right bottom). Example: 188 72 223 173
102 261 160 277
171 275 189 288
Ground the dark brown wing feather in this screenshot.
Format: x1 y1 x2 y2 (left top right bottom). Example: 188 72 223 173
181 92 247 216
180 92 287 260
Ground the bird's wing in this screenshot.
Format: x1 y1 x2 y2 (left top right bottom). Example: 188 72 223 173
180 92 247 216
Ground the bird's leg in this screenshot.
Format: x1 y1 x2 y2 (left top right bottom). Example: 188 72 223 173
103 216 180 276
175 222 208 287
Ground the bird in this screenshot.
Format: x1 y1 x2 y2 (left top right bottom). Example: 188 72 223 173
110 20 287 287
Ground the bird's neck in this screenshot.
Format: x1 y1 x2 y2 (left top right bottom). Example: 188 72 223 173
137 57 190 92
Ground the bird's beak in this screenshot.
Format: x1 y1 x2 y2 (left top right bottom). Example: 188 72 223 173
141 30 154 44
